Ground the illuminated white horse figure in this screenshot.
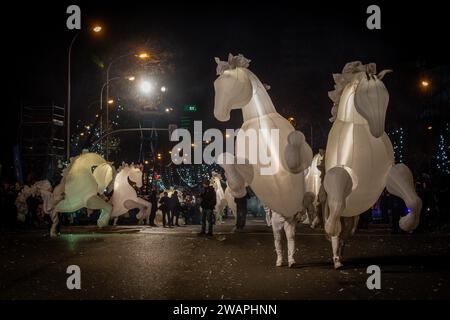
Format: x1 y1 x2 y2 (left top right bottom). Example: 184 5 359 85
324 61 422 269
54 152 115 231
110 163 151 225
303 151 325 227
214 54 313 267
210 172 228 223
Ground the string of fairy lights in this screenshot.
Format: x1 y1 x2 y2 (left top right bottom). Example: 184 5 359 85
436 123 450 175
388 127 405 163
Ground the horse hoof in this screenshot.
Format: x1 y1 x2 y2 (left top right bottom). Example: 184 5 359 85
333 258 344 270
276 258 284 267
288 260 296 268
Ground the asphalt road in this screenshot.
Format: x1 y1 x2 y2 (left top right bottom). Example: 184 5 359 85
1 219 449 300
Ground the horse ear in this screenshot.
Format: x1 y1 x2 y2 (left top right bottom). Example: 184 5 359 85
378 69 393 80
214 57 220 65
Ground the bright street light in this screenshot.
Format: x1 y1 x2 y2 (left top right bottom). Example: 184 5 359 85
107 99 114 104
93 25 102 33
127 76 136 81
138 52 150 59
139 80 153 94
161 86 167 92
421 80 430 88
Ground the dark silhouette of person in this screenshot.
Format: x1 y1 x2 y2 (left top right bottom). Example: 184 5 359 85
149 190 158 227
159 192 171 228
199 180 216 236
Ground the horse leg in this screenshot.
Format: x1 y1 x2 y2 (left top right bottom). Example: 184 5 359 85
86 195 112 228
386 164 422 232
113 217 118 226
337 216 360 264
50 210 59 238
284 131 313 174
302 192 315 227
284 217 297 267
271 212 285 267
323 167 353 269
124 199 148 225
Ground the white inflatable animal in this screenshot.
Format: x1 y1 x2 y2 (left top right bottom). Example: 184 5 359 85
213 54 313 266
323 61 422 268
110 163 151 225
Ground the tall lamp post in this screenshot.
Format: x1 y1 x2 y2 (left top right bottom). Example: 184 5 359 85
66 25 102 161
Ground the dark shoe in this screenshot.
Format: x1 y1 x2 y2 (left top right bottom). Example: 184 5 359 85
175 223 180 227
206 232 213 237
198 232 206 236
150 223 158 227
163 225 167 228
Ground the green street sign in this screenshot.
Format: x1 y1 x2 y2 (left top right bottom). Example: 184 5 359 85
183 104 197 112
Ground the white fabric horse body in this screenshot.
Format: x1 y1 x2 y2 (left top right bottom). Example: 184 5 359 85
110 163 151 225
214 54 313 267
54 152 114 231
323 61 422 268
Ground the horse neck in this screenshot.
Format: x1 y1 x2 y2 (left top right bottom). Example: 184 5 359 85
335 80 368 125
115 170 136 196
241 71 277 122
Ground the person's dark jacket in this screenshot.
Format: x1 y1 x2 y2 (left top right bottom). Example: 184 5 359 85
200 186 216 210
150 191 158 206
169 194 180 210
159 195 170 211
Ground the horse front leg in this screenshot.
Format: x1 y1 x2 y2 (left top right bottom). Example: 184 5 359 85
86 195 112 228
386 164 422 232
323 167 353 269
284 131 313 174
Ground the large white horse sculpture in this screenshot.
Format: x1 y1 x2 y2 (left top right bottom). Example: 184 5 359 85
54 152 115 231
213 54 313 266
110 163 151 225
323 61 422 268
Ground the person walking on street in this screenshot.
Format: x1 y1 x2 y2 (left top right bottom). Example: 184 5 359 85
198 179 216 236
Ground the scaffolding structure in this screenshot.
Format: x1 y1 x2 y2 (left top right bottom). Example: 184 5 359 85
20 105 65 182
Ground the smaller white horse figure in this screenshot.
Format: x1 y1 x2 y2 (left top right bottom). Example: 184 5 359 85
54 151 115 233
110 163 151 226
210 172 227 224
302 150 325 227
324 61 422 269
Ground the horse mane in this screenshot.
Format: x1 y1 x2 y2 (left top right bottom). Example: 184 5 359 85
214 53 251 75
328 61 378 123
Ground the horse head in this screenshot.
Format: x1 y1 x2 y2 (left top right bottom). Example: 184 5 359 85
329 61 392 138
213 53 253 122
92 162 115 193
128 164 143 188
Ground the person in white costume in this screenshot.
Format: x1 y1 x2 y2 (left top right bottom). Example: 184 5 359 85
264 205 297 267
323 61 422 269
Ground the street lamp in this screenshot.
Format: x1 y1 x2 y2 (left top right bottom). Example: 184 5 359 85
139 80 154 94
92 25 102 33
421 80 430 88
99 75 135 159
67 25 103 160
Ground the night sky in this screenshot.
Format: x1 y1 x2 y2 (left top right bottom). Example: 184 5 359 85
2 0 449 177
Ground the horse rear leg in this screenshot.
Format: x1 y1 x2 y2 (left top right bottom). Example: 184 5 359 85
86 195 112 228
386 164 422 232
324 167 353 269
